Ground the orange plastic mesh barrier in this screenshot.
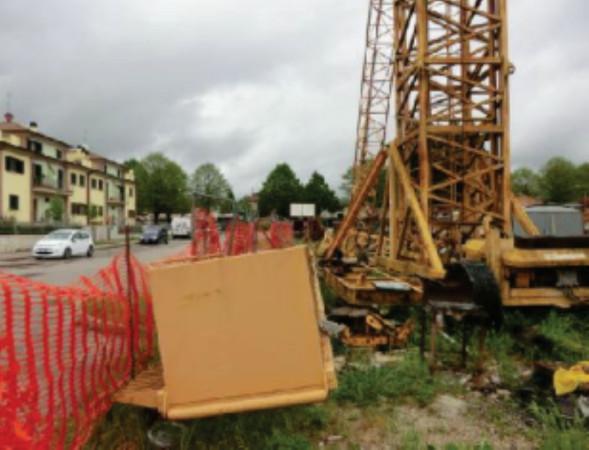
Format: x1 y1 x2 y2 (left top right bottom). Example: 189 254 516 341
191 209 222 257
0 253 154 449
268 222 295 249
224 221 256 256
0 217 295 448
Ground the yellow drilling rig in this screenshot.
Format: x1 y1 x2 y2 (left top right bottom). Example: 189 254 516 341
320 0 589 353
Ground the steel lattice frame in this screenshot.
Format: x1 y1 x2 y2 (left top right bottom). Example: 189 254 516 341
354 0 395 183
387 0 512 276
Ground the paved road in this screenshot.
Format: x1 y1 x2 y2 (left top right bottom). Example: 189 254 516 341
0 239 189 285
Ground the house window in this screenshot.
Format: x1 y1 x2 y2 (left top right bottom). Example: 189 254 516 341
71 173 77 185
79 175 86 187
33 164 43 185
128 210 136 218
129 187 134 197
9 195 19 211
27 140 43 154
56 149 63 160
91 178 97 189
5 156 25 174
98 180 103 191
71 203 88 216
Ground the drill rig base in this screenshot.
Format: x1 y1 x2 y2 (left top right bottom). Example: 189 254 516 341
422 261 503 369
321 263 422 350
322 265 423 307
466 234 589 309
329 305 414 350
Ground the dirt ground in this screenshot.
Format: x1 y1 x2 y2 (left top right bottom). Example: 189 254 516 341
322 393 537 449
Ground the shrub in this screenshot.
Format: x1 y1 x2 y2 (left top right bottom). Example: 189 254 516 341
0 222 81 235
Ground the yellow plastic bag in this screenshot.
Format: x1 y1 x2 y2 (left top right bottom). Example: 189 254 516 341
554 361 589 396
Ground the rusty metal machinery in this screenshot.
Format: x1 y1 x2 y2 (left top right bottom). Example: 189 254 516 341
353 0 394 185
387 0 512 277
323 0 589 352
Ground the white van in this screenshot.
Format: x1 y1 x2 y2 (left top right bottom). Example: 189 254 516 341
171 216 192 239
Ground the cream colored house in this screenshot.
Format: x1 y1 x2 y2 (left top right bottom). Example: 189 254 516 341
0 113 136 226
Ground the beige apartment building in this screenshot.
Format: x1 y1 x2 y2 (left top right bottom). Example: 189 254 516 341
0 113 136 226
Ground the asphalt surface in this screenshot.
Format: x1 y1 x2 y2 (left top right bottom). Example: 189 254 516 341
0 239 189 285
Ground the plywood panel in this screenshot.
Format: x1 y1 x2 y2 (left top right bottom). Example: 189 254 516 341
148 246 330 417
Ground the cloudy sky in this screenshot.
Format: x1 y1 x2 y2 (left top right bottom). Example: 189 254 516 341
0 0 587 196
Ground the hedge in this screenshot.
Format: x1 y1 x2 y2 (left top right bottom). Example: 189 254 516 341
0 223 82 235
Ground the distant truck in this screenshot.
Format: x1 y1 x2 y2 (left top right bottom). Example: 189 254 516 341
171 216 192 239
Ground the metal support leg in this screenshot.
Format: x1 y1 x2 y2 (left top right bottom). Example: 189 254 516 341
419 306 427 361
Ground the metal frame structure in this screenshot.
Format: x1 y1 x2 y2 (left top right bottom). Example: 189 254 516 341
353 0 395 187
332 0 513 277
326 0 589 315
385 0 512 278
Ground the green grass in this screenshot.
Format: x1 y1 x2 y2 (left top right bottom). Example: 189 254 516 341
85 404 327 450
495 309 589 364
87 295 589 449
319 279 338 310
536 311 589 363
84 405 152 449
484 330 521 389
482 309 589 389
86 352 456 449
529 402 589 450
334 351 456 407
399 430 494 450
177 405 327 450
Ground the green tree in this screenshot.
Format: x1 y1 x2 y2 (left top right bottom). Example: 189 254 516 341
339 167 354 204
258 163 303 217
339 163 387 207
303 171 340 214
139 153 190 222
190 163 234 212
47 197 64 222
539 157 579 203
236 196 255 219
576 163 589 199
512 167 541 197
89 205 100 223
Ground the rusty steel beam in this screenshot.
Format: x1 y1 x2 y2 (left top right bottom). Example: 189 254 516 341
391 0 512 269
353 0 395 189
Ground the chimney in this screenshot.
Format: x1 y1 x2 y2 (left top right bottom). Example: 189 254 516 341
29 121 38 130
4 112 13 123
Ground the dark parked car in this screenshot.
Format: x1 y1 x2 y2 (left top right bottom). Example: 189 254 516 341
140 225 169 245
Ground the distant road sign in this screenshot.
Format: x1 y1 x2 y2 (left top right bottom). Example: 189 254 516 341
290 203 316 218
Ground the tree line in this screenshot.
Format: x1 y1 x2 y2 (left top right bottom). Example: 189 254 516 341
124 154 341 221
512 157 589 203
125 152 588 222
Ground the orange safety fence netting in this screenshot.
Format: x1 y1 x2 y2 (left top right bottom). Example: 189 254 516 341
0 253 154 449
0 215 295 448
224 221 256 256
161 212 295 262
268 221 295 249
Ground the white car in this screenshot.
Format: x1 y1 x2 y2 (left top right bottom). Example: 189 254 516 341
32 229 94 259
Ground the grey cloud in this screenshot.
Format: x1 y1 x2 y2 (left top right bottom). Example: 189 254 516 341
0 0 587 194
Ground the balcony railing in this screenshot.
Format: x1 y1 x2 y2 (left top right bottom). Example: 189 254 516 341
107 183 125 202
107 195 124 203
33 175 63 190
